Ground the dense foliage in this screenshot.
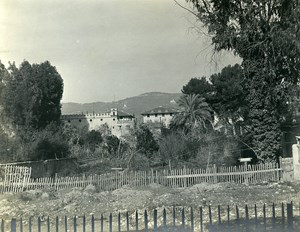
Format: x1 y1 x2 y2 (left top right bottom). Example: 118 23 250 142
182 77 214 99
2 61 63 130
185 0 300 161
136 124 159 158
170 94 213 134
0 60 65 161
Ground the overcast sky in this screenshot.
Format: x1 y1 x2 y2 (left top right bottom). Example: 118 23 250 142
0 0 240 103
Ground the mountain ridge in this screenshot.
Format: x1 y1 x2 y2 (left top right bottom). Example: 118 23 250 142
61 92 182 116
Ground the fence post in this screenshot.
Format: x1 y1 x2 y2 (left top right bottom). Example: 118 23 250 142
151 169 154 184
200 207 203 232
20 218 23 232
0 219 3 232
91 215 95 232
109 213 112 232
73 216 77 232
190 207 194 232
181 207 185 232
279 156 283 180
218 205 221 228
47 216 50 232
163 208 167 232
56 216 59 232
254 204 258 231
245 205 249 232
38 217 41 232
11 219 16 232
173 206 176 230
144 210 148 232
135 210 139 232
282 202 285 231
213 164 217 183
236 205 240 232
101 214 104 232
126 212 129 232
272 203 276 230
54 173 58 191
183 167 187 188
64 215 68 232
29 216 32 232
118 212 121 232
153 209 158 232
83 215 86 232
276 162 280 182
227 205 230 231
263 204 266 231
287 202 293 231
208 205 212 226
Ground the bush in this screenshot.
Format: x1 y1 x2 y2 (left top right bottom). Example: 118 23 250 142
32 138 69 160
159 131 241 168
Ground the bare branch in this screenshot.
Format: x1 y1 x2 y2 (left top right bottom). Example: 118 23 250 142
173 0 198 17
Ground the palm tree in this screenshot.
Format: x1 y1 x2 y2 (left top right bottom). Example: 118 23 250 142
171 94 213 134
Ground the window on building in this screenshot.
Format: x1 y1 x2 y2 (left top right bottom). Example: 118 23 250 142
170 113 173 116
113 118 116 121
155 114 158 117
67 120 71 123
162 113 165 117
100 118 103 121
90 119 92 122
147 114 150 117
79 119 81 122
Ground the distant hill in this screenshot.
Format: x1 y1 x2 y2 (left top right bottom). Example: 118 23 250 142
62 92 182 117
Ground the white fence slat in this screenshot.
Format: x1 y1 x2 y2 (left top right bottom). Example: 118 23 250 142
0 161 285 193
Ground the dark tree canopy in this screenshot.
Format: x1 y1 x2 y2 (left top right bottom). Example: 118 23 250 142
2 60 64 130
182 77 214 99
84 130 103 151
209 64 247 122
182 64 247 123
0 61 9 106
186 0 300 161
136 124 159 158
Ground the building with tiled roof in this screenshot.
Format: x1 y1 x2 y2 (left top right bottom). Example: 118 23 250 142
141 106 179 127
61 108 134 137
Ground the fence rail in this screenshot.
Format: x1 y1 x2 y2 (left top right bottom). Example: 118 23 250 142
1 202 299 231
0 162 283 193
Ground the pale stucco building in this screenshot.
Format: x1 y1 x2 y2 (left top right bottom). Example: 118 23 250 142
61 108 134 137
141 106 179 128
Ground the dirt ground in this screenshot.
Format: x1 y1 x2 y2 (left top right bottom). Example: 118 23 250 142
0 181 300 231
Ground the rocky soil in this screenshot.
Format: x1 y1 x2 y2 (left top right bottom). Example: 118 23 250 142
0 181 300 231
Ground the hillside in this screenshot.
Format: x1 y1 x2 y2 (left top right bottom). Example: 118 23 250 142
62 92 181 116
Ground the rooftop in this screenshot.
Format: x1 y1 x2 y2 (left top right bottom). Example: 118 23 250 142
141 106 179 115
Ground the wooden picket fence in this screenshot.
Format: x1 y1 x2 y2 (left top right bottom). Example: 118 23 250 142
0 162 283 193
2 202 299 231
0 165 31 193
22 162 282 193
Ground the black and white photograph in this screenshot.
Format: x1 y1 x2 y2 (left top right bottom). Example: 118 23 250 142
0 0 300 231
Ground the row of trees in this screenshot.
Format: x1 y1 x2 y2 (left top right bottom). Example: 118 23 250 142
4 0 300 167
0 59 288 168
176 0 300 162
